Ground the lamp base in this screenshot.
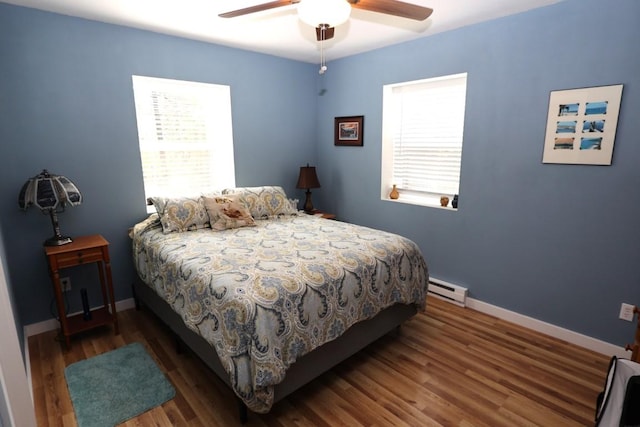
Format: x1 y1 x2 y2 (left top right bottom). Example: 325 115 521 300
44 209 72 246
44 235 72 246
303 189 315 214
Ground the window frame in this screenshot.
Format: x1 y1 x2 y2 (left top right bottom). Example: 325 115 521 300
380 72 468 209
131 75 235 211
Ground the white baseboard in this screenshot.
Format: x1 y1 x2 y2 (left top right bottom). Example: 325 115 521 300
23 298 136 338
19 293 629 419
465 297 628 358
23 295 628 360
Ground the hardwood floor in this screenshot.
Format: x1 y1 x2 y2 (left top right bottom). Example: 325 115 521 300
29 296 610 426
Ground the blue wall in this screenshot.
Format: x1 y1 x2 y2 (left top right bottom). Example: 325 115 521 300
0 4 317 325
315 0 640 345
0 0 638 347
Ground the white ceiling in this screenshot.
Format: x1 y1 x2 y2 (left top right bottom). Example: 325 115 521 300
2 0 562 63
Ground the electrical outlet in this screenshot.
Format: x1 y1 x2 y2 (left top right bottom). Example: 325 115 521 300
619 303 635 322
60 277 71 292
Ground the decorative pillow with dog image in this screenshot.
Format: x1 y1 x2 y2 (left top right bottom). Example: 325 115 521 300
203 196 256 231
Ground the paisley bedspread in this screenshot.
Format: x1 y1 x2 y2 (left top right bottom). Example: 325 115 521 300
131 214 428 413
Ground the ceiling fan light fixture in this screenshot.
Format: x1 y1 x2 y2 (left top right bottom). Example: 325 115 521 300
297 0 351 28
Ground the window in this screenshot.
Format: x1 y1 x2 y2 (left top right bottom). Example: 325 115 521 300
381 73 467 208
131 76 235 204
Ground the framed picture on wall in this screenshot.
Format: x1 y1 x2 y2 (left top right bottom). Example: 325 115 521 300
542 84 623 165
335 116 364 146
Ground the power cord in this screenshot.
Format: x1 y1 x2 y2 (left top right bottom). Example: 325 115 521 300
49 288 70 321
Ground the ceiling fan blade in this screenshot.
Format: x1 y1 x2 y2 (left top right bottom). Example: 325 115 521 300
219 0 299 18
348 0 433 21
315 26 335 42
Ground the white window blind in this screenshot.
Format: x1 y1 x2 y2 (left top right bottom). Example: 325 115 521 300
382 73 467 205
131 76 235 199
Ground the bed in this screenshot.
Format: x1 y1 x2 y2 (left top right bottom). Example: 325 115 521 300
130 186 429 420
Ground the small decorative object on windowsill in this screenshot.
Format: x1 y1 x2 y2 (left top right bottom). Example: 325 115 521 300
440 196 449 207
389 185 399 200
452 194 458 209
296 163 321 213
18 169 83 246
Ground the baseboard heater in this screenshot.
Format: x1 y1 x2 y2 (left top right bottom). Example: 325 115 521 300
428 278 468 307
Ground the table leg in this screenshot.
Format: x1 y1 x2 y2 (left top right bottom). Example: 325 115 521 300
51 269 71 348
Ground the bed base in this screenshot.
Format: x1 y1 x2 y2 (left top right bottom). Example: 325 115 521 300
132 279 418 422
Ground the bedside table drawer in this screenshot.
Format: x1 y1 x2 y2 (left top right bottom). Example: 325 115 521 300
55 247 104 268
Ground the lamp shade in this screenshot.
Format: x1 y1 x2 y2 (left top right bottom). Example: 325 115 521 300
298 0 351 27
18 169 82 211
18 169 82 246
296 164 321 189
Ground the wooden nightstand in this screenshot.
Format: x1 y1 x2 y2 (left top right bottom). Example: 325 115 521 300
44 234 119 348
309 210 336 220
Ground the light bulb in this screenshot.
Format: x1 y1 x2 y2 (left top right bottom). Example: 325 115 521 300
298 0 351 27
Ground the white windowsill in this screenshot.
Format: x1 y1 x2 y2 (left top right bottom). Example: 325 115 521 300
382 194 458 210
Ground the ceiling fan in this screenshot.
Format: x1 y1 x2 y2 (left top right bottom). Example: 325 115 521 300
219 0 434 42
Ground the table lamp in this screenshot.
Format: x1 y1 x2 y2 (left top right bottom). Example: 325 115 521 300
18 169 83 246
296 163 321 213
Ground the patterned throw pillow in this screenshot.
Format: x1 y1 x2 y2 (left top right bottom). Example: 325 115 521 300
148 196 210 234
222 186 298 220
202 196 256 231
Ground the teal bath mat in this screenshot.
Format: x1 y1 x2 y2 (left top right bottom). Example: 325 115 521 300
65 342 175 427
